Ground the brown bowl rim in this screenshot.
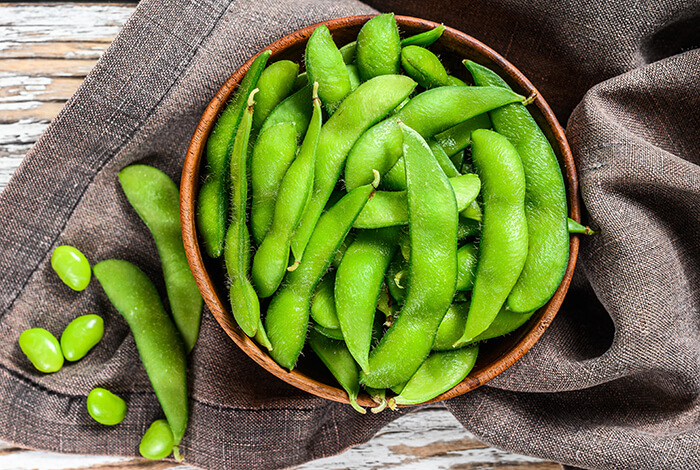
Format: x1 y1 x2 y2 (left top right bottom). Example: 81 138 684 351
181 14 581 408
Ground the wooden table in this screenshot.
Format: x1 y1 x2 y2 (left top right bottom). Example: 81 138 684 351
0 3 563 469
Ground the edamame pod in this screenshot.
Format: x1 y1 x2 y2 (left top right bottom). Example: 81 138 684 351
466 60 568 314
266 181 377 370
456 243 478 291
346 63 361 91
356 13 401 81
344 85 524 190
385 252 407 305
361 123 458 389
401 45 449 89
252 83 322 297
252 60 299 131
454 129 528 346
250 122 298 245
335 227 401 372
119 165 203 353
308 329 365 414
401 24 445 47
305 24 351 114
259 84 313 138
434 113 492 157
197 50 270 258
290 75 416 260
446 75 468 87
392 345 478 405
93 260 187 446
310 274 340 329
224 89 260 337
312 322 344 340
339 41 357 64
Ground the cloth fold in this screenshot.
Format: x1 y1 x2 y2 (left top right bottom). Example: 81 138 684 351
1 0 698 469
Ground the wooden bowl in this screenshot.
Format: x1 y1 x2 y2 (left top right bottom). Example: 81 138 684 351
181 15 580 408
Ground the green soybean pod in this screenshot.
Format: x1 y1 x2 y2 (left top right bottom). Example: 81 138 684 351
450 149 465 170
224 89 260 337
252 60 299 131
60 314 104 361
456 243 478 291
119 164 203 353
87 387 127 425
356 13 401 81
93 260 187 446
346 63 361 91
454 129 528 346
290 74 416 260
312 322 344 341
139 419 174 460
400 45 449 89
250 122 298 245
385 252 407 305
335 227 400 372
310 274 340 329
251 83 322 297
466 60 568 313
308 329 365 414
51 245 91 291
392 345 478 406
18 328 63 373
259 84 313 139
339 41 357 64
458 216 481 239
361 123 458 389
265 182 376 370
401 24 445 47
305 24 351 114
446 75 468 87
344 85 524 190
197 50 270 258
434 113 492 157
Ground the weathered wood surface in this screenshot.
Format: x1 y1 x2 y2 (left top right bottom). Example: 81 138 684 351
0 3 563 469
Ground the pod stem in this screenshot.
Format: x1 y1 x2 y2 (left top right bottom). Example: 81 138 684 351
173 445 183 462
247 88 259 108
523 90 537 106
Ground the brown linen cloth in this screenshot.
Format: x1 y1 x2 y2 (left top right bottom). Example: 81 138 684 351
0 0 698 468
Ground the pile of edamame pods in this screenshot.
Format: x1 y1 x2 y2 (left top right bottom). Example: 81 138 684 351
197 13 575 412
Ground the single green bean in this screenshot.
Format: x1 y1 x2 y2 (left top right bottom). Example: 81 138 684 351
224 89 260 337
51 245 91 291
356 13 401 81
61 314 104 361
290 74 416 260
93 260 187 446
139 419 174 460
454 129 528 346
251 83 322 297
361 123 458 388
18 328 63 373
87 387 127 425
400 45 449 89
400 24 445 47
305 24 351 114
466 60 568 314
197 50 270 258
252 60 299 131
335 227 400 372
119 164 203 353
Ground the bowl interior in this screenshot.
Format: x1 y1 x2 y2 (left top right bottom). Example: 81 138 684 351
181 15 580 408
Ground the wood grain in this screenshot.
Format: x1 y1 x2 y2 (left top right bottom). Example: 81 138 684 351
0 3 563 470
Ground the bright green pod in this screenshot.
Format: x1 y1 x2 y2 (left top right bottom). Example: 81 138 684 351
383 138 460 187
310 274 340 329
454 129 528 346
224 90 261 337
385 252 407 305
434 113 492 157
290 74 416 260
51 245 91 291
60 314 104 361
393 345 478 405
312 322 344 341
361 123 458 389
252 60 299 131
456 243 478 291
291 71 308 93
87 387 127 425
346 63 361 91
139 419 174 460
305 24 351 114
354 174 480 229
18 328 63 373
400 45 449 89
331 230 354 269
446 75 468 87
344 85 524 191
450 149 465 170
335 227 400 372
356 13 401 81
119 164 203 353
265 182 376 370
251 83 322 298
250 122 298 245
259 83 313 138
465 60 569 314
401 24 445 47
93 260 187 446
308 329 365 414
197 50 270 258
458 216 481 239
339 41 357 64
